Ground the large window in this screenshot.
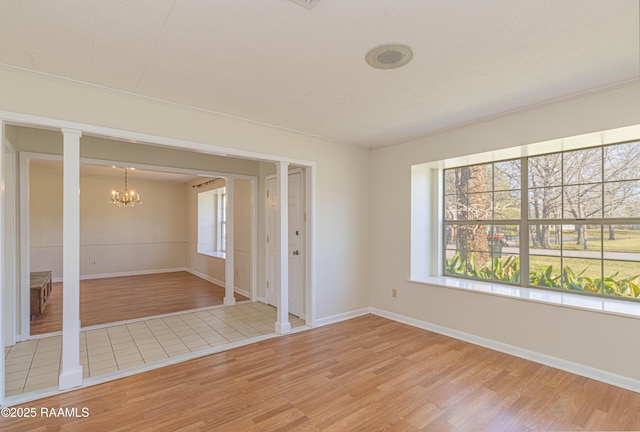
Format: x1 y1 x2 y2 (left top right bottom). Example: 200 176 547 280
443 141 640 300
197 187 227 256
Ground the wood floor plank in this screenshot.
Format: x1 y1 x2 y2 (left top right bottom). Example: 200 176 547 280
29 271 248 335
2 314 640 431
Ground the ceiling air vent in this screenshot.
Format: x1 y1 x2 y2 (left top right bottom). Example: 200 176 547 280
366 44 414 70
290 0 319 9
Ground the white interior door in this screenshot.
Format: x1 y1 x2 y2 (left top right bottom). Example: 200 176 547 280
287 172 304 318
265 171 305 318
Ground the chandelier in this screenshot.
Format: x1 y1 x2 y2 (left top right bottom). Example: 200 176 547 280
110 168 142 207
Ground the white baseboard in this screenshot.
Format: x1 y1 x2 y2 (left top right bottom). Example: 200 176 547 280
313 308 371 328
50 267 187 283
184 268 224 287
370 307 640 394
55 268 249 299
184 268 248 297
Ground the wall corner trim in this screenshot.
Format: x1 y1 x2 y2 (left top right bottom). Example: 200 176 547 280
370 307 640 394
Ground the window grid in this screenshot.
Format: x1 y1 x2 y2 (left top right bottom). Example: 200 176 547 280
443 141 640 302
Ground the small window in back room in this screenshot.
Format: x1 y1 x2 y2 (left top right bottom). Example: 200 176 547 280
198 187 226 256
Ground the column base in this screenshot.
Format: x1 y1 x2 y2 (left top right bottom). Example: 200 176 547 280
59 366 83 390
275 321 291 334
223 296 236 306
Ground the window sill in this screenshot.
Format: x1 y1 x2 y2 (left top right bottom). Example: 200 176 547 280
409 276 640 319
198 251 226 259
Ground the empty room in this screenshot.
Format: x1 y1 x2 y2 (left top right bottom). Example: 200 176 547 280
1 0 639 431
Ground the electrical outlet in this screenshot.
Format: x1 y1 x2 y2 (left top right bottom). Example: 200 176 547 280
392 288 397 298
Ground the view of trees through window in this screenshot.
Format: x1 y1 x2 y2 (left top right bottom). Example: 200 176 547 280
443 141 640 300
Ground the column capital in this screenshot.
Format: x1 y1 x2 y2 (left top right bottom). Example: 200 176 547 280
276 161 290 171
60 128 82 138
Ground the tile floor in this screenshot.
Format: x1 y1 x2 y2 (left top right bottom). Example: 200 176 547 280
4 302 305 397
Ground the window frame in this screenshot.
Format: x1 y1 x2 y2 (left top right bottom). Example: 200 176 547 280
441 140 640 302
197 186 227 258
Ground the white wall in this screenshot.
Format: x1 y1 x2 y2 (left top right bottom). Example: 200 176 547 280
29 166 188 278
370 82 640 382
0 67 371 322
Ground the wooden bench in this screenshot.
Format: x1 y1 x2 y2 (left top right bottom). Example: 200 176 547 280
30 271 52 320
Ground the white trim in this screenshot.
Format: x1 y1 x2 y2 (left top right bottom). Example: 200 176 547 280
250 177 258 302
184 267 249 298
63 267 186 283
370 307 640 394
2 135 17 348
313 308 371 327
184 268 225 288
60 128 83 390
410 276 640 320
275 162 290 334
196 250 226 259
305 166 316 327
223 178 235 306
1 111 316 167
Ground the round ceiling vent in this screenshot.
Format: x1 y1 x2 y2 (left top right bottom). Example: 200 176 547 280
365 44 413 70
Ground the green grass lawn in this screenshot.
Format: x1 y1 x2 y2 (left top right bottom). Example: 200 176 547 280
529 255 640 281
546 229 640 253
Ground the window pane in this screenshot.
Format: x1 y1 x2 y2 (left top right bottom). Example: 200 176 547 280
602 225 640 298
529 153 562 188
528 187 562 219
494 160 521 191
560 224 602 255
563 148 602 185
528 223 561 250
465 192 492 220
603 225 640 254
444 224 490 278
562 258 602 294
563 184 602 219
494 190 520 219
528 223 561 288
603 261 640 299
444 195 458 220
444 169 457 196
530 255 561 288
471 163 492 192
604 180 640 218
489 225 520 283
604 141 640 182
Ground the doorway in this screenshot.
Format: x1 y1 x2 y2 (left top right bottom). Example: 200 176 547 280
265 169 305 318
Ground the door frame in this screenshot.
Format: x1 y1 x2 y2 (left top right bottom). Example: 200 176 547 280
265 167 308 321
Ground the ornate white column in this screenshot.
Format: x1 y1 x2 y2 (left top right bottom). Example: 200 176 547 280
59 128 83 390
224 177 235 306
275 161 290 334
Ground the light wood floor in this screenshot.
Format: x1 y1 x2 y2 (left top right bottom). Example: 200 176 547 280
4 314 639 431
30 272 248 335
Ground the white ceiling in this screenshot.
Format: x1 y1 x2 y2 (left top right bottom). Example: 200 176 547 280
1 0 638 148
